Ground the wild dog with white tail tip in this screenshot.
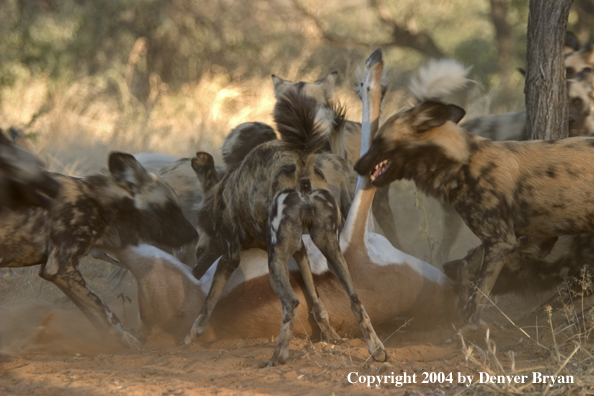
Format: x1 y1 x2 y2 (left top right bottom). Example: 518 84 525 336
354 98 594 327
109 49 454 357
0 152 197 347
184 87 386 367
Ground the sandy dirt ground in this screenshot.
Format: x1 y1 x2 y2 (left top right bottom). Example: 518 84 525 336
1 263 590 396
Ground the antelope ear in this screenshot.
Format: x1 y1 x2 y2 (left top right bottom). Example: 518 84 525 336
315 71 338 101
108 152 152 194
271 74 291 99
191 152 220 193
411 101 466 133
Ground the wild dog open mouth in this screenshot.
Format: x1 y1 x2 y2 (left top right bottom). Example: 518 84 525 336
370 159 390 181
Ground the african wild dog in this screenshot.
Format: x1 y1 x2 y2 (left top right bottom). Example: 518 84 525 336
221 122 278 169
353 99 594 327
443 235 594 303
188 123 357 280
97 50 456 350
270 72 402 248
460 68 594 140
0 152 197 347
102 122 278 286
429 67 594 260
0 129 60 211
184 88 387 367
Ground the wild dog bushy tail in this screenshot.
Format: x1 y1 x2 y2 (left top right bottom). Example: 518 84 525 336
408 58 471 102
273 89 334 192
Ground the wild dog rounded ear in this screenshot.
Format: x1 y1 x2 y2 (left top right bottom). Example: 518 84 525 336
315 71 338 101
412 101 466 133
448 104 466 124
108 152 152 194
191 152 219 192
271 75 291 99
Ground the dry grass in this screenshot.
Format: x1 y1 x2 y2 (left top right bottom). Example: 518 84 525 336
458 268 594 395
0 65 411 176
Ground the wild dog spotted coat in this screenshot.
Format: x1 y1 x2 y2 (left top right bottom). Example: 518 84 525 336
354 100 594 325
0 152 197 347
184 88 386 367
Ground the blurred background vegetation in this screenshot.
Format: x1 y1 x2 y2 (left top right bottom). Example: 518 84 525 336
1 0 593 262
0 0 592 170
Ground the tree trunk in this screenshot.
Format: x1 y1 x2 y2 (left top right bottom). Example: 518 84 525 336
525 0 573 140
489 0 514 83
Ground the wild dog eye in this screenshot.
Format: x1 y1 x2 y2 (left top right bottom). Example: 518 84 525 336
572 98 583 106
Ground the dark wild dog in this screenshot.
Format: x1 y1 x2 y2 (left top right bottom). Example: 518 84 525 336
0 152 197 347
271 72 402 248
0 129 60 211
184 88 386 367
443 235 594 303
354 100 594 326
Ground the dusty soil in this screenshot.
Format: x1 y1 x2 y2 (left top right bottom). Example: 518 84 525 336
2 264 589 396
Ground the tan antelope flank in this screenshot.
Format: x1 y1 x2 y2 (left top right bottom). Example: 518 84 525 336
0 129 60 211
99 49 456 355
354 96 594 327
183 74 388 367
0 152 197 347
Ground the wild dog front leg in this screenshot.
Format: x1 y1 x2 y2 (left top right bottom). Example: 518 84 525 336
184 241 241 344
293 244 342 343
39 253 140 348
463 238 519 326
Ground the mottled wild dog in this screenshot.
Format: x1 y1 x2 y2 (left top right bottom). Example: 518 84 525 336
0 129 60 210
0 152 197 347
461 68 594 140
435 68 594 260
270 71 402 248
443 235 594 302
184 88 386 367
102 49 456 351
221 122 278 169
189 125 356 280
354 99 594 326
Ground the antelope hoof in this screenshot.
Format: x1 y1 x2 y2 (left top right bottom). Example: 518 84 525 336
372 347 388 363
121 332 142 349
183 315 207 345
